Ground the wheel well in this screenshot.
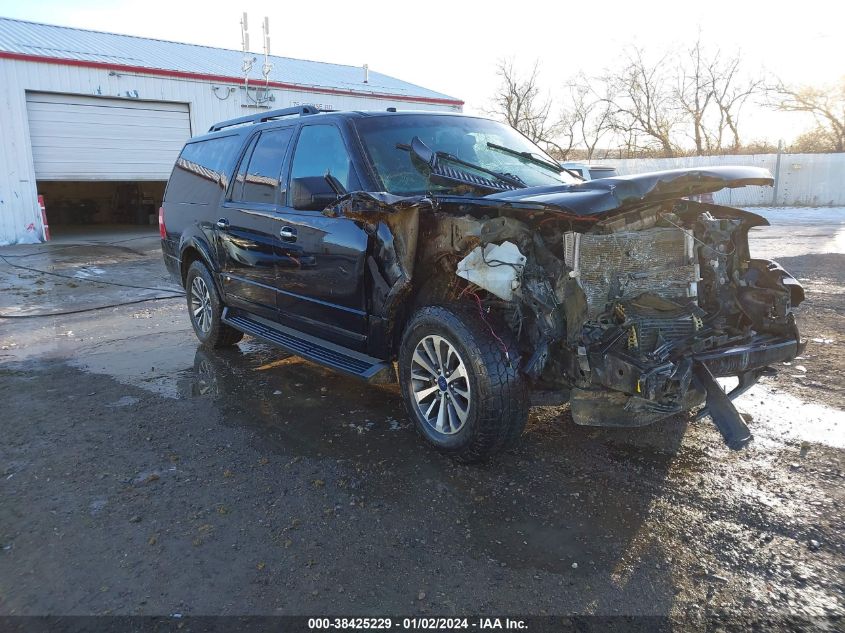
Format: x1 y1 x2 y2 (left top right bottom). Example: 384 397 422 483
391 267 466 352
180 247 205 286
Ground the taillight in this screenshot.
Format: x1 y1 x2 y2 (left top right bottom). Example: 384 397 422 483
158 206 167 239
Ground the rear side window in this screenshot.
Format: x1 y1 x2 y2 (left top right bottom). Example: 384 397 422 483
167 135 241 204
289 125 359 196
232 128 294 204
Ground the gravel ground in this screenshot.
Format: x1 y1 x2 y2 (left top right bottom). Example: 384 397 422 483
0 212 843 629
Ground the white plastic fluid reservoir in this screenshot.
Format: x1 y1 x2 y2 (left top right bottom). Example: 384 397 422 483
455 241 526 301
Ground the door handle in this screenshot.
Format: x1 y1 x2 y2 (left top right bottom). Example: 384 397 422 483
280 226 297 241
216 218 230 230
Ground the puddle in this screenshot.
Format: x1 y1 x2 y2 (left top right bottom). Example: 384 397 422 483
68 333 416 462
68 331 201 399
179 345 411 451
67 330 269 397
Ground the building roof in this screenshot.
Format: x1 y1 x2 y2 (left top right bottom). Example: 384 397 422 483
0 17 462 106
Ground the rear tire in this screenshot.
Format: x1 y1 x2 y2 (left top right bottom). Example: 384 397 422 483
398 304 528 462
185 260 244 348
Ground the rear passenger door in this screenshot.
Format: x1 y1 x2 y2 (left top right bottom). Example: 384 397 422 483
217 127 293 320
275 123 370 350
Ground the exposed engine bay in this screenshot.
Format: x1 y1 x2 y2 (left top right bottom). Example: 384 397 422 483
325 167 805 450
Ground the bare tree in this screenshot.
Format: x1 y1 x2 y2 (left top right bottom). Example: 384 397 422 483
672 37 762 155
604 47 680 157
564 74 615 160
490 60 574 158
708 55 764 151
549 110 577 160
490 37 769 159
773 78 845 152
675 38 714 155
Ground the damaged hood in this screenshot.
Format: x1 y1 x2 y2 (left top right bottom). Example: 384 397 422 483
484 166 774 216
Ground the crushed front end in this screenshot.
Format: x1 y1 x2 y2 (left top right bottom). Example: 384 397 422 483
328 167 805 450
550 201 804 448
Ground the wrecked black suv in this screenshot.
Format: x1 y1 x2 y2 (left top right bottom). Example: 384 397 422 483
161 106 804 461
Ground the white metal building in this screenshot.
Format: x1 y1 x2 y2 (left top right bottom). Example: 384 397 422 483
0 18 463 244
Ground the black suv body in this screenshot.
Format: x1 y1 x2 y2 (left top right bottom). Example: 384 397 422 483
161 106 804 460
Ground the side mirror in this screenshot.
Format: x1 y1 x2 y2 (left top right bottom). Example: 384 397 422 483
290 177 338 211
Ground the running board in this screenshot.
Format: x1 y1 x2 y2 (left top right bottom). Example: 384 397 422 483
222 308 394 382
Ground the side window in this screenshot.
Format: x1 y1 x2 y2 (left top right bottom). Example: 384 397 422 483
169 135 241 204
233 128 293 204
289 125 359 196
230 135 258 202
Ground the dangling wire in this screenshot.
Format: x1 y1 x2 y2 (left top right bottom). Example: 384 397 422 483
459 283 513 366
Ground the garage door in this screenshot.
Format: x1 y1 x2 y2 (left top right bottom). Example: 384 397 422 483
26 92 191 181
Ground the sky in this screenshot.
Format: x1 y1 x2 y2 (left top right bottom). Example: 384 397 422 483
1 0 841 144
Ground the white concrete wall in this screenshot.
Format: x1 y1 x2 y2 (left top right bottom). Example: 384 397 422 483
0 58 458 245
598 153 845 207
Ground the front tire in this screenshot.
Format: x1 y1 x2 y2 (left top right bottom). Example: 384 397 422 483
398 305 528 462
185 261 244 348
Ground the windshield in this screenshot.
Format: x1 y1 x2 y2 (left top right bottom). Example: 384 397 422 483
353 115 578 196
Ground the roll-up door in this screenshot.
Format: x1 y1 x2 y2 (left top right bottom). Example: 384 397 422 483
26 92 191 181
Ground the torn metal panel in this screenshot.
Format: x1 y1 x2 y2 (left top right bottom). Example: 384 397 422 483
325 191 426 322
323 191 432 220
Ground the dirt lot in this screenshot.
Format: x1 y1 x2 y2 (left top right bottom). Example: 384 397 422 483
0 214 843 629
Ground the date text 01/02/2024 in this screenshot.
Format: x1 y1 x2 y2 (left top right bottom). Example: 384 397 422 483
306 617 528 630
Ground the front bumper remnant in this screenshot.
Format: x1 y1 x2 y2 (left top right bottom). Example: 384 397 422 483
695 335 805 377
572 334 803 450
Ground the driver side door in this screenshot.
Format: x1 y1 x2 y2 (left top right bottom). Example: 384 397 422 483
274 123 370 351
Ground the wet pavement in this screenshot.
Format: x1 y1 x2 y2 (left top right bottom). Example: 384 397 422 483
1 213 844 625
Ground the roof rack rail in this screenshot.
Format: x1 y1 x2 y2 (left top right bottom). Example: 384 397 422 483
209 105 321 132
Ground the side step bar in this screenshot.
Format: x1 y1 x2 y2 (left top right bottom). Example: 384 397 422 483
222 308 394 382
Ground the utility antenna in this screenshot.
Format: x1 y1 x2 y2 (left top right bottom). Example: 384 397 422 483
240 12 255 95
262 17 272 79
261 16 273 99
240 12 250 54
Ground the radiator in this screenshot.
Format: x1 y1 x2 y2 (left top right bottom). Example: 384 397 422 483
564 227 699 318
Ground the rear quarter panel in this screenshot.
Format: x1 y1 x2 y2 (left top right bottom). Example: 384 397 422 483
161 133 245 286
